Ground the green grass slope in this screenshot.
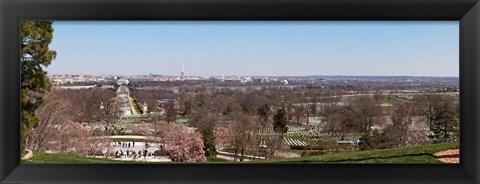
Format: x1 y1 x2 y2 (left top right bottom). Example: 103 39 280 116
22 152 232 164
21 152 136 164
21 142 458 164
254 142 459 163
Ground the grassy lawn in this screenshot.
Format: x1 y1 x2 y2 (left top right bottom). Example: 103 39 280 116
21 152 137 164
23 153 230 164
22 152 232 164
254 142 459 163
22 142 458 164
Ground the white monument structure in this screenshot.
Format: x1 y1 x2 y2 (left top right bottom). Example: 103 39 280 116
143 102 148 115
117 78 129 85
181 63 185 81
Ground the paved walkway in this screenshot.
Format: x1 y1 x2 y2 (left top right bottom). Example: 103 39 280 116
98 135 152 140
216 151 266 161
107 141 163 156
434 149 459 163
214 150 300 161
91 155 171 162
275 151 301 158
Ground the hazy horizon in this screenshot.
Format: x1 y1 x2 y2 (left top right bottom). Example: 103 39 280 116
47 73 459 78
45 21 459 77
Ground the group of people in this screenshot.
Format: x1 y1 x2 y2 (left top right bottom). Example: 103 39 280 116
112 141 135 148
108 141 160 160
113 149 151 159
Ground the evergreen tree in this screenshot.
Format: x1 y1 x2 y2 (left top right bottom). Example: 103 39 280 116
273 108 288 134
432 102 459 142
21 21 56 149
257 103 270 126
200 127 216 157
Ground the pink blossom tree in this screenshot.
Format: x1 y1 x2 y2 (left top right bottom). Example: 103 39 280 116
27 92 108 156
134 121 151 136
160 123 206 162
49 120 107 156
214 126 232 150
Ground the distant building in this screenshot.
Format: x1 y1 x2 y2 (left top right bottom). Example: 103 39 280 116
116 85 129 95
241 77 253 84
260 78 270 83
117 79 129 85
51 79 63 85
223 76 242 82
64 78 74 84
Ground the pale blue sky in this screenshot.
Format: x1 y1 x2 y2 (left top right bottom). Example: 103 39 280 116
47 21 459 77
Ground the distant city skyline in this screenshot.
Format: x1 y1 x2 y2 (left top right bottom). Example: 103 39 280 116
46 21 459 77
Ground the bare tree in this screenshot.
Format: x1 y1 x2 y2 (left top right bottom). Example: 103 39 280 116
415 94 442 131
164 100 177 124
27 93 73 152
179 94 194 116
335 105 361 141
319 100 341 135
322 104 360 141
99 92 118 129
290 105 306 125
263 135 285 159
229 113 259 161
390 102 417 147
306 102 317 126
150 113 165 144
351 96 383 137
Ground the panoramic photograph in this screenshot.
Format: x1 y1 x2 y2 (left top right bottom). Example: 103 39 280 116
20 21 459 163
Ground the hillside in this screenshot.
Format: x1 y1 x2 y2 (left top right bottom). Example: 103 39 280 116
22 142 458 164
21 152 136 164
253 142 459 163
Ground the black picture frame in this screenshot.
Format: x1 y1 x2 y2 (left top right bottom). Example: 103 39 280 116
1 0 479 183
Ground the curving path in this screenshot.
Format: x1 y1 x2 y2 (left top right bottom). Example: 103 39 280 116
434 149 459 163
